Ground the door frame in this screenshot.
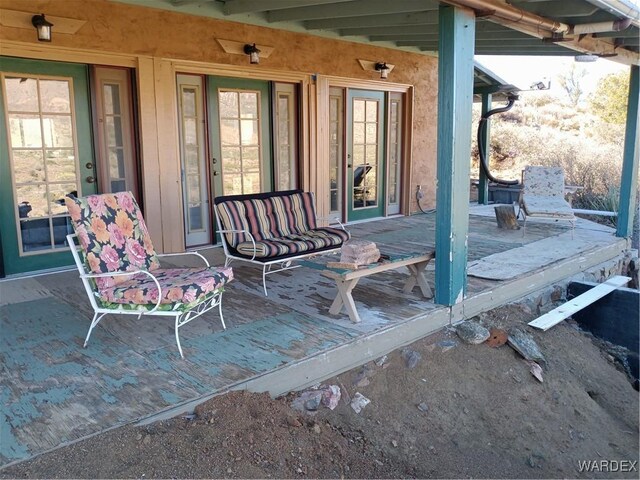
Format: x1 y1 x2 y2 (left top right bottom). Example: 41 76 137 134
0 56 97 275
316 76 413 223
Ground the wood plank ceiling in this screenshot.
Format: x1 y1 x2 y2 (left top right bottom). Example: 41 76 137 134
133 0 640 62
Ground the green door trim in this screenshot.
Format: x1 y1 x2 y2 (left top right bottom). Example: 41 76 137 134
0 56 96 275
346 89 386 222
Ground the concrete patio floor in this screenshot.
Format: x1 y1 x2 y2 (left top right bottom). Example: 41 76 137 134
0 209 628 466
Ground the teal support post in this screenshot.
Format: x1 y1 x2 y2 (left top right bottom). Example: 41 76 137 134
435 5 475 306
477 93 492 205
617 65 639 239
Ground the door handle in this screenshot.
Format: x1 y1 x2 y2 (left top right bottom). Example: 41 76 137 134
212 157 217 164
86 176 96 183
213 171 219 176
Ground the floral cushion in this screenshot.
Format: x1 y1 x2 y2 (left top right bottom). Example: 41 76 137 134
65 192 160 288
96 266 233 308
236 227 350 259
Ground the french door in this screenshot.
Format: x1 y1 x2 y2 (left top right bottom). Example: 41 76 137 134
0 57 97 275
208 76 272 197
347 89 386 221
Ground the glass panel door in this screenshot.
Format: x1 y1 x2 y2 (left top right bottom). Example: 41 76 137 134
347 89 385 221
329 87 344 218
208 76 272 198
274 83 297 191
0 57 96 275
387 93 402 215
93 66 138 196
177 74 211 247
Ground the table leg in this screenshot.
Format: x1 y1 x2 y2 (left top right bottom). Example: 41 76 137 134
403 261 433 298
329 278 361 323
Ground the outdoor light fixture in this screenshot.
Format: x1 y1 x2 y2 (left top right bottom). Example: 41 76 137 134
32 14 53 42
244 43 261 64
375 62 390 79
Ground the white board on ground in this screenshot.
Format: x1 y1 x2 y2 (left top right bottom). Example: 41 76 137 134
528 275 631 331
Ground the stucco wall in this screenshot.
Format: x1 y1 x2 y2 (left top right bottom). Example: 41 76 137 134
0 0 439 243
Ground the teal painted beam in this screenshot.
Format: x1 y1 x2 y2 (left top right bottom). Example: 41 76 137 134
267 0 436 22
223 0 352 15
477 93 492 205
435 5 475 306
617 65 639 239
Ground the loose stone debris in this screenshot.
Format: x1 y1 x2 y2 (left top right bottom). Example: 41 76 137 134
508 327 546 365
401 348 422 369
291 385 342 412
456 321 491 344
350 392 371 413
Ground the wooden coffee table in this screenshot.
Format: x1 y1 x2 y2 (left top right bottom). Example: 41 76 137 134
304 251 435 323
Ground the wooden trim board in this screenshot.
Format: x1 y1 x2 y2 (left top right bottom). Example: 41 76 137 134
528 275 631 331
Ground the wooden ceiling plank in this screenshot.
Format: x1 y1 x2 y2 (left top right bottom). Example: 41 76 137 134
267 0 437 22
339 25 439 36
222 0 353 15
305 11 439 30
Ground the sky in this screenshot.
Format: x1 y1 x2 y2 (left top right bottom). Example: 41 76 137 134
476 55 628 98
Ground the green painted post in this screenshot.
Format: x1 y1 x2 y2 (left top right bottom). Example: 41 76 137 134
617 65 639 239
477 93 492 205
435 5 475 306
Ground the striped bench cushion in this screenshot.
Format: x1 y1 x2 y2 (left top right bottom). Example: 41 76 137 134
236 227 350 258
216 192 317 248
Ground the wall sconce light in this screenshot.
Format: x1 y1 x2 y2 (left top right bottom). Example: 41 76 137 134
31 13 53 42
244 43 261 64
375 62 390 79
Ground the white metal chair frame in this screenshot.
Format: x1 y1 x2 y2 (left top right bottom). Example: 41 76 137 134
67 234 226 358
214 208 346 296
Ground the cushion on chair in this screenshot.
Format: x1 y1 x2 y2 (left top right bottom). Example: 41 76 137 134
236 227 350 259
65 192 160 288
522 194 575 218
216 192 317 247
96 266 233 310
522 166 565 198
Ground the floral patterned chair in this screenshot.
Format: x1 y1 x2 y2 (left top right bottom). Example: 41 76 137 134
519 166 576 238
65 192 233 358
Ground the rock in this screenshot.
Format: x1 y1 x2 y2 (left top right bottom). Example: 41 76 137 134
391 440 398 447
401 348 422 369
312 423 321 434
291 390 323 412
287 416 302 427
455 321 490 344
374 355 388 367
508 328 546 365
320 385 341 410
142 435 151 445
340 239 380 266
136 433 143 441
417 402 429 412
350 392 371 413
339 383 351 405
437 339 458 352
226 468 232 474
305 396 321 411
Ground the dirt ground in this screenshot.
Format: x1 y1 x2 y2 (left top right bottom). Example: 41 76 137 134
2 304 638 479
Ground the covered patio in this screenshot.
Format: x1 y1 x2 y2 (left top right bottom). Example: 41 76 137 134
0 212 628 465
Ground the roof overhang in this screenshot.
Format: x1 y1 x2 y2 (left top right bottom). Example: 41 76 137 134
111 0 640 66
